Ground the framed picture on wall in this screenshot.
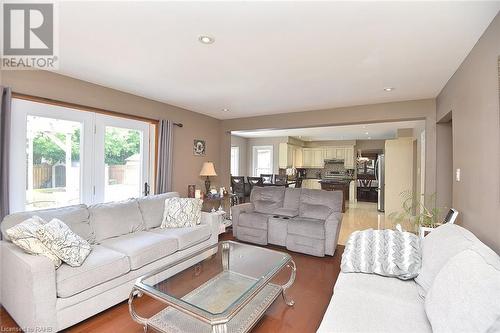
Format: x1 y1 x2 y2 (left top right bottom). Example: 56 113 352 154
193 139 206 156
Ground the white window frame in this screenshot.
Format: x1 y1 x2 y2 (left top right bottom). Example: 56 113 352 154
9 98 154 212
230 146 239 176
252 145 273 177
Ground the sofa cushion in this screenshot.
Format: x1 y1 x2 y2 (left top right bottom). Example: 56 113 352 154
317 272 431 333
288 217 325 239
100 231 177 269
250 186 285 214
1 204 94 243
299 189 342 220
56 245 130 298
268 217 288 246
283 188 301 211
137 192 180 229
415 223 483 297
425 248 500 333
151 224 211 250
89 199 145 243
238 212 270 231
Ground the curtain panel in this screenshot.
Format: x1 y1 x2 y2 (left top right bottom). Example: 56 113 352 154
155 119 174 194
0 86 12 221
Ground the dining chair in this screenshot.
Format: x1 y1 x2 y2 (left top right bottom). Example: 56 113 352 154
261 174 274 184
247 176 263 193
294 178 303 188
357 179 373 201
274 174 288 186
231 176 246 203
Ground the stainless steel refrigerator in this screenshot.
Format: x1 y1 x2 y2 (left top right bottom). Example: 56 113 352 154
376 154 385 212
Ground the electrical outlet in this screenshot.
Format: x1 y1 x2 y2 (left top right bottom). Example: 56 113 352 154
456 168 461 182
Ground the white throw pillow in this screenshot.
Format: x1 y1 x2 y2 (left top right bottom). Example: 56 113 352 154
5 216 62 268
36 218 92 267
341 228 421 280
161 198 202 228
425 248 500 332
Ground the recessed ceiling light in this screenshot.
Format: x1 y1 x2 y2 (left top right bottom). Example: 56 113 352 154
222 108 229 112
384 87 395 92
198 35 215 44
368 136 372 139
365 132 369 135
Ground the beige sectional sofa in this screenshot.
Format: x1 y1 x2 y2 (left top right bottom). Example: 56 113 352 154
317 223 500 332
0 192 220 332
231 187 343 257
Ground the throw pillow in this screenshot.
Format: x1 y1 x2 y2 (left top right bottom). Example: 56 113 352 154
161 197 202 228
5 216 62 268
341 229 421 280
36 218 92 267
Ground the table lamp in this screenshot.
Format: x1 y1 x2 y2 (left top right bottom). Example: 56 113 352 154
199 161 217 194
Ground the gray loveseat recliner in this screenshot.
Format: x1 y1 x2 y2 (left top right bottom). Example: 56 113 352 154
231 187 343 257
0 192 220 332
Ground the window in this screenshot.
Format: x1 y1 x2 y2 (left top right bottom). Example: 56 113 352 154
230 146 239 176
252 146 273 176
10 98 154 212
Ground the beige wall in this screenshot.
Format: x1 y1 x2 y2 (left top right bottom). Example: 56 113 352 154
230 135 248 176
436 13 500 253
356 139 385 152
220 99 437 197
436 120 453 212
1 70 222 197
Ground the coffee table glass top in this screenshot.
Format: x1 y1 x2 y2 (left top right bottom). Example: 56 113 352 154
135 241 291 321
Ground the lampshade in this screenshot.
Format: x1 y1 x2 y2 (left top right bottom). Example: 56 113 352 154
199 162 217 177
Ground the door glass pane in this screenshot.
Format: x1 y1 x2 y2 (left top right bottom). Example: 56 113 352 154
254 148 272 176
104 126 143 202
26 115 82 210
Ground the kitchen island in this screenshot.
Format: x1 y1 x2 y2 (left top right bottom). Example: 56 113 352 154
319 179 352 212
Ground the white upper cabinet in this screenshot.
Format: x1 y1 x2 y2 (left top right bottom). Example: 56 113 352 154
344 147 355 169
302 148 324 168
294 147 303 168
335 148 346 159
325 147 336 160
279 143 295 169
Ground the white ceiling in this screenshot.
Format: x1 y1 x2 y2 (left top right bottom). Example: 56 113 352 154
55 1 500 120
232 120 425 141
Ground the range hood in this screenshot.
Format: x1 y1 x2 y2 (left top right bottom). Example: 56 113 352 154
324 159 344 164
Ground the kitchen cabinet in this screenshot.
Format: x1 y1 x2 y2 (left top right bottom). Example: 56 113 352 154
303 179 321 190
344 147 355 168
302 148 325 168
324 147 336 160
294 147 303 168
278 143 294 169
335 148 346 160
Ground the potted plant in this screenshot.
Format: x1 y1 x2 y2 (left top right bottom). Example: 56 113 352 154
388 190 443 237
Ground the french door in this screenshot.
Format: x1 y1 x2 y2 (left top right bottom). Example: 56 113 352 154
10 98 153 212
94 114 150 203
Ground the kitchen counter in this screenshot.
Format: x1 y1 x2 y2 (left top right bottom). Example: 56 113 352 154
319 180 354 212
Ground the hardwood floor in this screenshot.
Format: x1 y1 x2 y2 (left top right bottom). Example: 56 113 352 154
0 234 343 333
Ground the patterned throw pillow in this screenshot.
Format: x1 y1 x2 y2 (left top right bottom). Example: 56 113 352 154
161 198 202 228
5 216 62 268
36 218 92 267
341 229 422 280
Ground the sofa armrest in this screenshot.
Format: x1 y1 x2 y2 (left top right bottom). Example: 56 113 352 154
1 241 57 331
230 203 255 238
200 212 221 241
324 212 343 256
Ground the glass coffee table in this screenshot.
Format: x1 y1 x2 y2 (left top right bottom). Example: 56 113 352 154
129 241 296 333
